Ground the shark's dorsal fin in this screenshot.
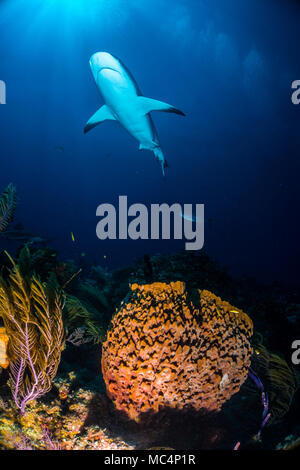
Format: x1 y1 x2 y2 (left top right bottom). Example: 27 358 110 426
84 105 116 134
138 97 185 117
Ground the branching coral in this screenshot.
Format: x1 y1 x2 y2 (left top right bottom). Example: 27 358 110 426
0 183 17 233
102 282 253 421
0 254 65 414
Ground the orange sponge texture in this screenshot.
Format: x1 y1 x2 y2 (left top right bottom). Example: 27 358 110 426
102 282 253 421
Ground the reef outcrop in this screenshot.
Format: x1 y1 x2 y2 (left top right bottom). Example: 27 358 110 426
101 282 253 421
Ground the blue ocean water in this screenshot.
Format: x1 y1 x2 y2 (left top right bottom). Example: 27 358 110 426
0 0 299 285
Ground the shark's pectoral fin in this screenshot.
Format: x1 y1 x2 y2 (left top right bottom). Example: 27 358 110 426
138 97 185 117
84 105 116 134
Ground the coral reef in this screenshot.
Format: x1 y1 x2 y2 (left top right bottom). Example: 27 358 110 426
0 372 143 450
101 282 253 421
0 249 298 450
0 253 65 414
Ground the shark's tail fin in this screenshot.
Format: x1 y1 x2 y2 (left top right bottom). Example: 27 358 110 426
153 147 168 177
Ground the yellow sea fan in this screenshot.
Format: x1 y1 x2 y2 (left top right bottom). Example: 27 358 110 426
0 255 65 414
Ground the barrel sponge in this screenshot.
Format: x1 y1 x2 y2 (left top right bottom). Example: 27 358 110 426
101 282 253 421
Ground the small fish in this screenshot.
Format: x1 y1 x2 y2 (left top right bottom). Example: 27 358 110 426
71 232 75 242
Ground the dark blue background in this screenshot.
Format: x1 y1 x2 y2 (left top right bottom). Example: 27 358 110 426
0 0 299 285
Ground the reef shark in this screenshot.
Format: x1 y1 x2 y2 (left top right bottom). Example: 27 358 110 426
84 52 185 175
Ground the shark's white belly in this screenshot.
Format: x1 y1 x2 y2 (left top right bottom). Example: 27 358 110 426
97 68 157 149
116 108 157 149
